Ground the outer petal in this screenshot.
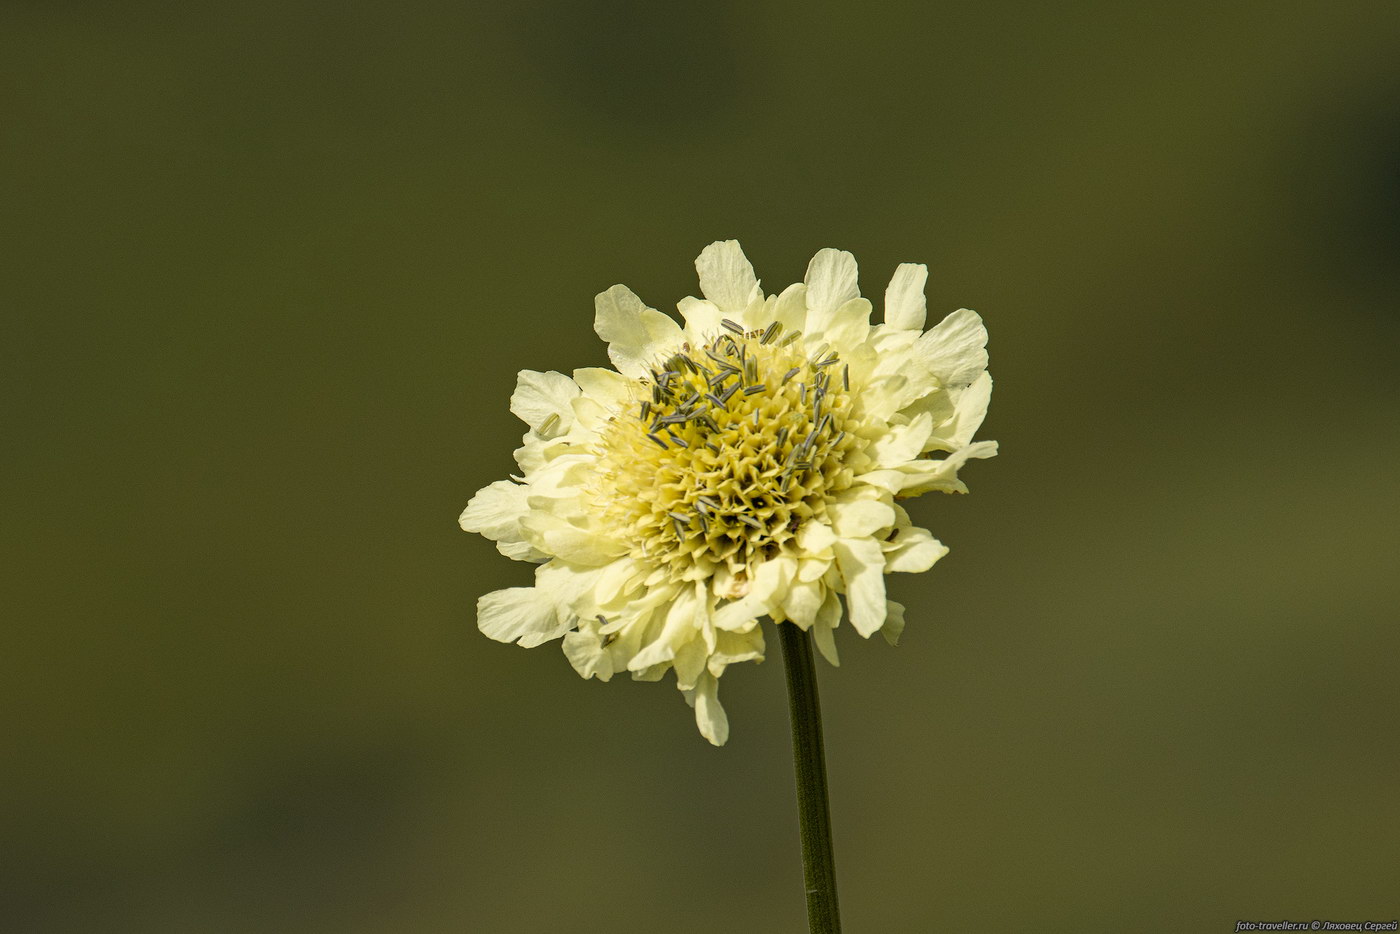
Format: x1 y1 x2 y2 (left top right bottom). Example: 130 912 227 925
510 370 580 435
833 538 887 637
677 296 724 338
477 586 571 648
883 526 949 573
686 671 729 746
629 584 703 672
459 479 529 540
778 578 824 628
803 248 860 331
864 412 935 470
824 298 872 353
572 366 633 408
563 617 616 681
594 284 684 377
695 240 761 315
811 588 842 666
771 282 808 335
711 556 796 631
827 494 896 539
884 263 928 331
708 626 765 677
915 308 988 389
880 600 907 647
894 440 999 496
926 371 993 452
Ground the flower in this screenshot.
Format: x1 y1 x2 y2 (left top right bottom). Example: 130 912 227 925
460 241 995 745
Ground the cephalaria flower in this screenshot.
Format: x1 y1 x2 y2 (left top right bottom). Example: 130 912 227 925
460 241 995 744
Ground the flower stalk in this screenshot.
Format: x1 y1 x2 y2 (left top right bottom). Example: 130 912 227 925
778 621 842 934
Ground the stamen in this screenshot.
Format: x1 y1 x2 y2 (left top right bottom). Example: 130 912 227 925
743 384 766 395
842 364 850 390
759 322 781 344
779 330 802 347
539 413 560 435
720 318 745 335
736 514 764 530
781 367 799 385
646 433 668 449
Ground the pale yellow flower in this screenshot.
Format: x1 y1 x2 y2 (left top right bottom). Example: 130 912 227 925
460 242 995 744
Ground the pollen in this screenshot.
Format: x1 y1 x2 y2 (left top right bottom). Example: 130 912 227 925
592 322 864 579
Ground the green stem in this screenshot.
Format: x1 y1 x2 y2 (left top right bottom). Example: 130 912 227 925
777 622 842 934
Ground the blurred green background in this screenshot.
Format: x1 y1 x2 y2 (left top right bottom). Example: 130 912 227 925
5 1 1399 931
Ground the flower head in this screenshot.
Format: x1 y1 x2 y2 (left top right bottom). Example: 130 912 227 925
461 242 995 744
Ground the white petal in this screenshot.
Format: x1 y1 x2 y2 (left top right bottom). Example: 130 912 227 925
880 600 906 647
915 308 988 389
594 284 684 378
688 672 729 746
695 240 761 315
509 370 579 434
803 248 860 330
884 263 928 331
811 588 842 666
883 526 949 573
477 586 571 648
459 479 529 540
833 538 887 637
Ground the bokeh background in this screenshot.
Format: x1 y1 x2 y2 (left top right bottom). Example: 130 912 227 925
5 1 1399 931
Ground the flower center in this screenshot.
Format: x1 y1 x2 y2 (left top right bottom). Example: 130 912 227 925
594 319 861 579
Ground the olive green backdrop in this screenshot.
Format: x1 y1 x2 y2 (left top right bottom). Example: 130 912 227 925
5 1 1399 931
